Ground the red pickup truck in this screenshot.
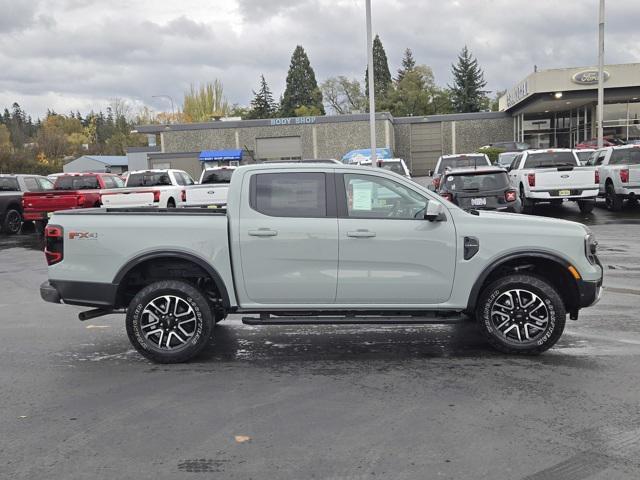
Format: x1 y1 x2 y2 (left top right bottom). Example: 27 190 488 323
22 173 124 224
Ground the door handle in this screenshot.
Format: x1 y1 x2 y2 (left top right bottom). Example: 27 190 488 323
347 230 376 238
248 229 278 237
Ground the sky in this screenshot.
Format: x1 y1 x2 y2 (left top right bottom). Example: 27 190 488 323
1 0 639 119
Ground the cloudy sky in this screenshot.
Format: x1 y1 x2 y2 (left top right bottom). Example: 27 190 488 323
1 0 639 119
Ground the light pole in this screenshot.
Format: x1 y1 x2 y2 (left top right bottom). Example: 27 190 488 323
152 95 176 123
597 0 605 148
365 0 377 167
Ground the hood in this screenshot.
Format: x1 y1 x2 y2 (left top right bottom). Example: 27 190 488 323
465 209 589 234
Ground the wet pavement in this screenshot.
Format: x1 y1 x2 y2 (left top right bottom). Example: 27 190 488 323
2 203 640 479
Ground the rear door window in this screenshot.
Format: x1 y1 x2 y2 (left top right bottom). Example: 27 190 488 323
55 176 100 190
37 177 54 190
610 148 640 165
251 172 327 218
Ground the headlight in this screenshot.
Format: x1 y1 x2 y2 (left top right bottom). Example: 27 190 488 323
585 233 598 264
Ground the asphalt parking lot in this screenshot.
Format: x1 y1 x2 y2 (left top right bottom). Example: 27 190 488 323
2 201 640 480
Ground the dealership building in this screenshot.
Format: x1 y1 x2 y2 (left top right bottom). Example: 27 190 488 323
133 62 640 179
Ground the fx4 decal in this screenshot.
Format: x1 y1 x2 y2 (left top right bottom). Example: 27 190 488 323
68 231 98 240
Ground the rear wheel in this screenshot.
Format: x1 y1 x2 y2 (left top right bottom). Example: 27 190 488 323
577 200 595 214
605 182 623 211
476 273 566 354
2 209 22 234
126 280 214 363
519 186 534 214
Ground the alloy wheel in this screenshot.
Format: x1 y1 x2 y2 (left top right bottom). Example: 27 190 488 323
6 210 21 233
490 289 549 344
140 295 197 350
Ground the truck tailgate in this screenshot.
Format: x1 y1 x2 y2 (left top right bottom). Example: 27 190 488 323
629 165 640 186
23 191 83 212
101 189 155 207
185 184 229 207
531 167 598 190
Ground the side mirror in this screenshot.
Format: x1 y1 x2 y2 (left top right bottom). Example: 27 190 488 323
505 165 512 172
424 201 446 222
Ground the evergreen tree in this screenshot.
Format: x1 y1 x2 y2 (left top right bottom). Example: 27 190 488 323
448 46 489 113
364 34 392 102
280 45 325 116
247 75 277 119
396 48 416 83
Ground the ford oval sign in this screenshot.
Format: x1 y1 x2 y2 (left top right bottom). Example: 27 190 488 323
572 70 610 85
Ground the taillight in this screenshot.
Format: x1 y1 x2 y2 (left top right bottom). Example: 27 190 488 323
505 190 517 202
433 177 441 189
153 191 161 203
181 190 187 202
595 170 600 184
76 194 85 206
44 225 63 266
620 169 629 183
527 173 536 187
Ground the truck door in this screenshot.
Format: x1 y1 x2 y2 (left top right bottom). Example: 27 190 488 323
238 171 338 304
335 172 456 305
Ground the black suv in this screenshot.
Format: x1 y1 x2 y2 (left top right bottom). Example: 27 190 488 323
436 166 520 211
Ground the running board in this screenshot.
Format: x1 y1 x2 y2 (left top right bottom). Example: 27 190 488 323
241 316 465 326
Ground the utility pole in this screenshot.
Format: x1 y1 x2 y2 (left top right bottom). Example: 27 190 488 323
365 0 377 167
597 0 605 148
152 95 176 123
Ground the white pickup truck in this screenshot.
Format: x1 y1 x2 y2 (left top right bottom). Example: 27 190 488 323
184 166 236 208
507 149 598 213
588 145 640 211
101 169 194 208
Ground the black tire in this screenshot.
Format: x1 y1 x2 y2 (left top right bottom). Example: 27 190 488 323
167 199 176 208
2 208 22 234
519 185 534 214
605 182 623 211
476 273 566 355
577 200 595 214
126 280 214 363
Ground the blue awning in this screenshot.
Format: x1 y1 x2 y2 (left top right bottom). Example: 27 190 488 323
199 149 242 162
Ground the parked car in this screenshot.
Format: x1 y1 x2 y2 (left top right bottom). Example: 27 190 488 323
431 154 491 190
100 169 193 209
507 149 598 213
436 166 520 211
496 152 519 168
356 158 411 178
574 137 623 149
184 166 236 208
481 141 529 152
574 149 595 166
588 145 640 211
41 163 602 363
0 174 54 234
22 173 124 226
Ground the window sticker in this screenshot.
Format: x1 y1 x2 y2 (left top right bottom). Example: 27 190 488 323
352 182 373 210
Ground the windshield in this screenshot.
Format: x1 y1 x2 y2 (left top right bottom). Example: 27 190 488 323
524 152 577 169
437 156 488 174
54 176 100 190
611 148 640 165
201 169 234 184
0 177 19 191
575 151 594 163
443 171 510 192
127 172 172 187
379 161 405 175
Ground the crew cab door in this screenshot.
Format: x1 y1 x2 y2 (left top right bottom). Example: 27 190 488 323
238 171 338 304
335 172 456 305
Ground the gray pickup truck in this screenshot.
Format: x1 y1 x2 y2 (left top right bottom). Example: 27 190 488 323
41 163 603 363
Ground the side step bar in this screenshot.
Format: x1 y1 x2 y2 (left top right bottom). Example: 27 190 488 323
241 315 465 326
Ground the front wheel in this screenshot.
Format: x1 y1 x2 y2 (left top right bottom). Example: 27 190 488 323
2 209 22 234
476 274 566 354
126 280 214 363
577 200 595 214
